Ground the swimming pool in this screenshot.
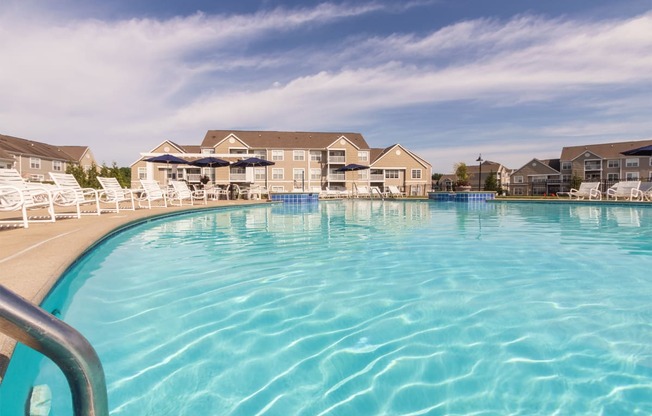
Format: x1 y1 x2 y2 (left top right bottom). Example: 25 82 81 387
2 200 652 414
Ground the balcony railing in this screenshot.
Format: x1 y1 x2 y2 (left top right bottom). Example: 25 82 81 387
329 174 345 181
370 174 384 181
328 156 345 163
230 173 246 181
584 163 602 171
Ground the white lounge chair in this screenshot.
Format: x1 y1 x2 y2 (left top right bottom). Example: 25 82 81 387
355 185 371 198
169 180 205 206
606 180 641 201
631 182 652 201
567 182 601 200
49 172 102 216
385 185 404 198
0 168 56 228
97 177 136 212
138 180 168 208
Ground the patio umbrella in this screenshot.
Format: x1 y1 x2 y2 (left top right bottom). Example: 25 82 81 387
335 163 370 172
143 154 189 164
232 157 275 167
621 145 652 156
143 154 188 184
189 156 230 168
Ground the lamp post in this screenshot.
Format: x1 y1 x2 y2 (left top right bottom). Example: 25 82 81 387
476 154 483 191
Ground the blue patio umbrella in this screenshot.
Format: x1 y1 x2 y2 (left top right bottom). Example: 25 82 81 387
232 157 275 167
335 163 370 172
143 154 189 164
190 156 230 168
621 145 652 156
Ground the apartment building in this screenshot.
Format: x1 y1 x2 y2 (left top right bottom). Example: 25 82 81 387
131 130 432 195
436 160 511 192
0 134 97 181
510 158 561 196
510 139 652 195
559 140 652 185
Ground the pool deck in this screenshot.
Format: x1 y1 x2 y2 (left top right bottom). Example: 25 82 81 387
0 199 269 382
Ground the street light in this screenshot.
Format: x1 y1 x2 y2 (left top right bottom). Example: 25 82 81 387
476 154 483 191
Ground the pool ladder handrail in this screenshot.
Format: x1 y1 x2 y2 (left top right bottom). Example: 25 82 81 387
0 285 109 416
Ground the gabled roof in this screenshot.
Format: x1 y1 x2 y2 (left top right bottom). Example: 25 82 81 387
370 143 431 168
0 133 76 161
512 158 561 175
0 148 12 161
58 145 89 162
201 130 370 150
560 139 652 161
466 160 508 174
178 144 201 153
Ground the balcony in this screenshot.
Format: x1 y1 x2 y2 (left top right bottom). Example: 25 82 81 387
230 173 246 181
329 174 345 181
370 174 384 181
584 162 602 171
328 156 345 163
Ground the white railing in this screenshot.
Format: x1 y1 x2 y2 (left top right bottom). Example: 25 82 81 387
329 174 345 181
230 173 246 181
328 156 345 163
370 174 384 181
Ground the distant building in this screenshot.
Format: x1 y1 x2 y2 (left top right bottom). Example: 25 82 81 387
510 138 652 195
0 133 97 181
131 130 432 195
510 158 561 196
559 139 652 187
435 160 512 192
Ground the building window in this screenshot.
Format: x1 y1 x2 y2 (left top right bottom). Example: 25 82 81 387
607 173 619 181
272 168 284 179
514 176 524 184
625 158 639 168
28 174 44 182
411 169 422 179
607 160 620 168
271 186 285 192
272 150 284 161
30 157 41 169
201 148 215 154
358 151 369 162
293 169 304 181
514 187 524 195
561 162 572 170
52 160 63 171
310 168 321 180
385 170 399 179
358 170 368 180
625 172 639 180
310 151 322 162
254 168 265 180
293 150 305 161
562 174 571 182
138 167 147 180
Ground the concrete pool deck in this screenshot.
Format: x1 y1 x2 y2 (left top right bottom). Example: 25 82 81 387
0 199 270 382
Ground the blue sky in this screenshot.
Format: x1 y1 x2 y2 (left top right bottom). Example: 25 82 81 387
1 1 651 173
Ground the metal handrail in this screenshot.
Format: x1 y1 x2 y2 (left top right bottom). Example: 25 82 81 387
0 285 108 416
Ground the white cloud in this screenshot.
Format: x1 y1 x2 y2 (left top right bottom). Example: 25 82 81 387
0 3 650 169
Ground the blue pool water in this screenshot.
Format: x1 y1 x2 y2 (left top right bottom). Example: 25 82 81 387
2 200 652 415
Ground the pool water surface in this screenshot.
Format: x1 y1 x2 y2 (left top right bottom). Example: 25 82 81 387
2 201 652 415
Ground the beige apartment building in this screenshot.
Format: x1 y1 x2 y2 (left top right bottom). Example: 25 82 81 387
131 130 432 195
510 139 652 196
0 134 97 181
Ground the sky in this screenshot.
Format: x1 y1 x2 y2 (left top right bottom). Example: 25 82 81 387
1 0 651 173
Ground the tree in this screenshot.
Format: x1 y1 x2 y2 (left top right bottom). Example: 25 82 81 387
570 174 583 190
454 162 470 187
431 173 443 181
484 171 499 191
